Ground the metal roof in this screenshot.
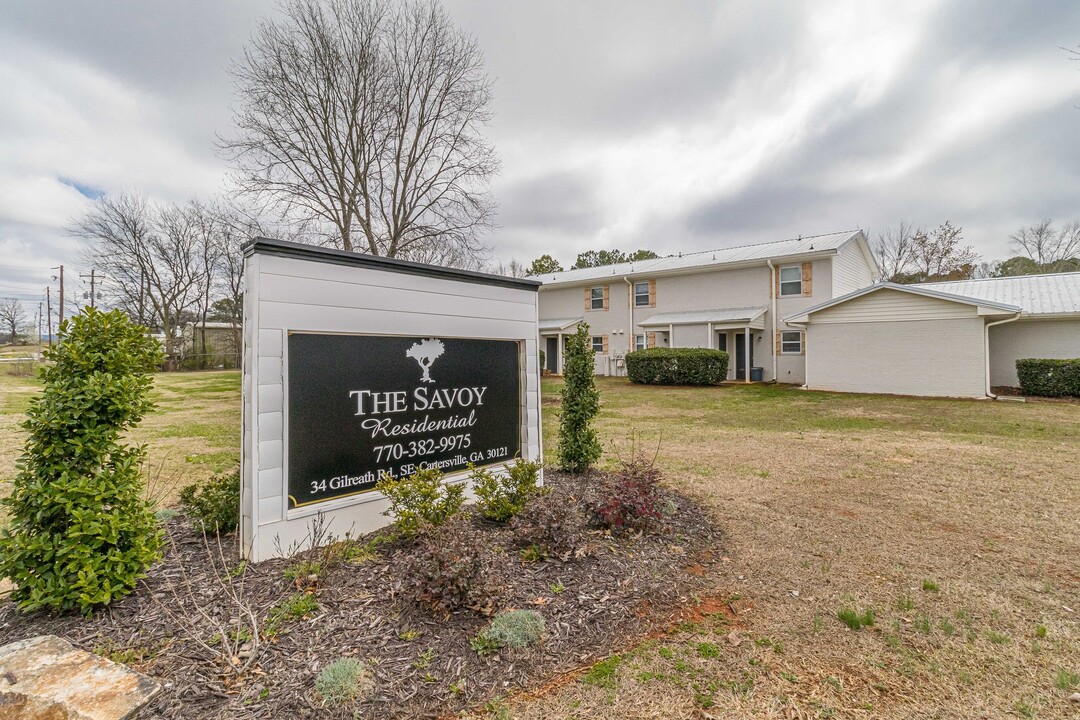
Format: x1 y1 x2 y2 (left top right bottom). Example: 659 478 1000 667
916 272 1080 317
783 282 1022 324
535 230 866 287
639 306 768 327
538 317 582 332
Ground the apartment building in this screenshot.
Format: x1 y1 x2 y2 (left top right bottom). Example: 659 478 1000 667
536 230 878 383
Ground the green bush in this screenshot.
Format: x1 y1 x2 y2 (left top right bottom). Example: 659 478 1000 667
179 470 240 533
0 308 164 614
625 347 729 386
557 323 601 473
539 348 546 373
1015 358 1080 397
471 459 544 522
376 467 465 537
472 609 545 654
315 657 372 705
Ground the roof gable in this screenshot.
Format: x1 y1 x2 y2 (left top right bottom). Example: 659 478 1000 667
783 282 1021 325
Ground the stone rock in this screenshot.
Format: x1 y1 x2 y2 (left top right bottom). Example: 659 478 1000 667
0 635 160 720
1069 692 1080 703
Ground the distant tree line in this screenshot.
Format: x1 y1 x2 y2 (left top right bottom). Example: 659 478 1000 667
872 219 1080 283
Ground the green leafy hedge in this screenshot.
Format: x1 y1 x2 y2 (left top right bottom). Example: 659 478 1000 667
625 348 729 386
1015 358 1080 397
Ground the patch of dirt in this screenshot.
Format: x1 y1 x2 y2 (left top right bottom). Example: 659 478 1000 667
0 471 724 719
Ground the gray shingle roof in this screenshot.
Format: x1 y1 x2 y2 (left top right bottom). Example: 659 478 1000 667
916 272 1080 316
536 230 864 287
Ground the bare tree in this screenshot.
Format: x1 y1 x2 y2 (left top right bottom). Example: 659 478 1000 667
872 221 920 281
71 192 206 366
222 0 497 265
909 221 980 282
0 297 26 345
487 258 526 278
1010 219 1080 272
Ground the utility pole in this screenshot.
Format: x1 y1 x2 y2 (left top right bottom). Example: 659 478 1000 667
46 287 53 347
37 302 42 346
80 269 97 308
51 265 65 329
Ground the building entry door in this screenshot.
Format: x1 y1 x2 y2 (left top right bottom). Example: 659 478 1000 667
734 331 753 380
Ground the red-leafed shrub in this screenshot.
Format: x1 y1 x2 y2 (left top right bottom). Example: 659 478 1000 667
401 517 501 615
590 455 664 532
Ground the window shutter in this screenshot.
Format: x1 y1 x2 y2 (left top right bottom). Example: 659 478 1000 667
602 285 610 309
649 279 656 307
773 266 780 299
775 330 781 354
584 288 590 311
647 332 656 348
602 335 609 353
802 262 813 296
801 330 806 355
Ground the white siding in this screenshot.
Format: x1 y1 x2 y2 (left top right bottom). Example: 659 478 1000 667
806 317 987 397
989 318 1080 386
832 240 876 297
810 288 979 324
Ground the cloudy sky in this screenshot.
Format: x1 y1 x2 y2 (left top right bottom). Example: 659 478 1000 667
2 1 1079 309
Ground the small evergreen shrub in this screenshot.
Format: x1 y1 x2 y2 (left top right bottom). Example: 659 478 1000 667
471 459 543 522
557 323 601 473
315 657 372 705
1015 358 1080 397
0 308 164 614
376 467 465 537
401 517 501 615
539 348 546 373
511 492 585 560
179 469 240 533
590 453 664 532
625 348 729 385
472 609 545 654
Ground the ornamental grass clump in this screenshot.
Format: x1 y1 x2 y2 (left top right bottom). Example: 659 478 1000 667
0 308 164 614
315 657 373 705
557 324 601 473
471 609 545 654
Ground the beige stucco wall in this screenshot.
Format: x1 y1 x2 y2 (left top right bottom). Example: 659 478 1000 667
988 318 1080 387
806 316 987 397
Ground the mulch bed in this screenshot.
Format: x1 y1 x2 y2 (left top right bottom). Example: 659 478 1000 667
0 471 724 719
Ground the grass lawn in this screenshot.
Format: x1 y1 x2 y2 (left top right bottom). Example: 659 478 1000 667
501 377 1080 719
1 369 1077 717
0 368 241 511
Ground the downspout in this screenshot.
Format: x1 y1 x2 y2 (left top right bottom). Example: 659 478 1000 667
766 259 778 383
984 312 1021 399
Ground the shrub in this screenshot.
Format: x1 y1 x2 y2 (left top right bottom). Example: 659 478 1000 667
557 323 601 473
511 492 585 560
179 470 240 533
472 609 545 654
625 347 729 386
401 517 501 615
1015 358 1080 397
471 459 544 522
376 467 465 537
590 453 664 532
539 348 546 373
0 308 164 614
315 657 372 705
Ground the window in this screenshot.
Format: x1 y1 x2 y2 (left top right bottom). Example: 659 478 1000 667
589 286 605 309
591 336 605 352
634 281 650 307
781 330 802 354
635 334 646 351
779 266 802 296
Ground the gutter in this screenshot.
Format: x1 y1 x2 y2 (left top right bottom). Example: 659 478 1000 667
766 259 778 383
984 312 1022 399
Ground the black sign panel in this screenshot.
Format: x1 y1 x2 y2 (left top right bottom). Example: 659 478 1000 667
287 333 521 509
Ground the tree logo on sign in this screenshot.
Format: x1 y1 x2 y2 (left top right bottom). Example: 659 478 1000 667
405 338 445 384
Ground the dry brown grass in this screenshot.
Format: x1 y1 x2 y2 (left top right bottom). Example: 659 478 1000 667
483 378 1080 719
